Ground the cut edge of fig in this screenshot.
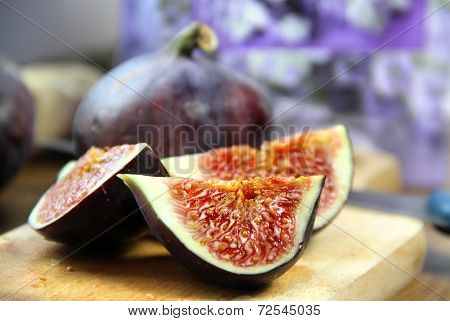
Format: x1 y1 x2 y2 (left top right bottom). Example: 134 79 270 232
118 174 324 287
56 160 76 181
312 125 353 230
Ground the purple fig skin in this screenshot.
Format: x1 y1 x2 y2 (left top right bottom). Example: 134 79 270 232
0 60 34 188
32 146 168 246
73 23 271 158
129 179 323 288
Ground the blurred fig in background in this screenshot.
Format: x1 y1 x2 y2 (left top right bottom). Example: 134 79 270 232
73 22 271 158
0 58 35 188
21 62 102 146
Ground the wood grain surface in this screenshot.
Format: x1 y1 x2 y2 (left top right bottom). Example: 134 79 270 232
0 206 425 300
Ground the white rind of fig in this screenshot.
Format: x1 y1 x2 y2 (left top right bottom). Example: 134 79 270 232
56 160 76 181
312 125 353 229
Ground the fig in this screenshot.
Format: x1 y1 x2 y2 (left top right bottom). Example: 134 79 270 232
119 174 324 287
28 143 168 245
73 22 270 158
162 125 353 230
0 59 35 188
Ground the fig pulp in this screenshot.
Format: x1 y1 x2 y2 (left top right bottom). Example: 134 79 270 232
0 59 35 188
28 143 168 245
119 174 324 287
73 22 270 158
162 125 353 230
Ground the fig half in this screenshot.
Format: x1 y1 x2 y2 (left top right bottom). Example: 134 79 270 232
119 174 324 287
28 143 168 245
162 125 353 230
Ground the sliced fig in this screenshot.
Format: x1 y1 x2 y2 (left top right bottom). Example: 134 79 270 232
161 125 353 230
28 143 168 245
119 174 324 287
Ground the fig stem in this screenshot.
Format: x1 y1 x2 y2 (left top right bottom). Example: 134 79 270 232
168 22 218 57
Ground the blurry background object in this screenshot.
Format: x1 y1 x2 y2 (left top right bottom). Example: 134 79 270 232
118 0 426 59
352 150 403 192
0 0 118 65
118 0 449 189
0 57 35 188
21 62 102 152
189 0 425 49
0 0 447 188
118 0 193 61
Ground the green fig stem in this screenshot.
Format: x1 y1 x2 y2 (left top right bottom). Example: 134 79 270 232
168 22 218 57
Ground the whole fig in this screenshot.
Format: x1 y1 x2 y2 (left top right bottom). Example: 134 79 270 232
73 22 271 157
0 59 34 188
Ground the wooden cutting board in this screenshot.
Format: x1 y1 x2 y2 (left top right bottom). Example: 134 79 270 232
0 205 425 300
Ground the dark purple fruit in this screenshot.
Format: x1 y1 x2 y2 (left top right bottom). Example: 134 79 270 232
0 59 34 188
28 144 168 246
73 22 271 158
119 175 324 287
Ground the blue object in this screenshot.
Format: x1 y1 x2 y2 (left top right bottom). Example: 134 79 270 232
427 189 450 229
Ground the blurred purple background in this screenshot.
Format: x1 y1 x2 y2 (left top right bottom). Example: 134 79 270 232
118 0 449 188
190 0 426 49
